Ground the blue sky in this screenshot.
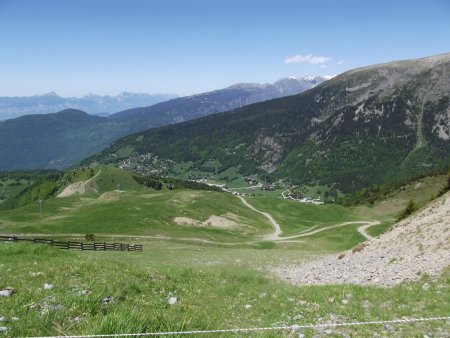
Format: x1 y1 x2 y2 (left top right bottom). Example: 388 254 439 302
1 0 449 97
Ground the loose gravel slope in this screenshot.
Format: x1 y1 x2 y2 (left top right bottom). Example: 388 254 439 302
276 192 450 287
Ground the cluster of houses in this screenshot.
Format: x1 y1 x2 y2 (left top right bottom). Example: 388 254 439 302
281 189 325 205
295 196 324 205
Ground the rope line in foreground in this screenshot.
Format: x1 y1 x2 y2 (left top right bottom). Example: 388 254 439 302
26 315 450 337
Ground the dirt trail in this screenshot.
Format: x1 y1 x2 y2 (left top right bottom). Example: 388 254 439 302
237 195 378 241
275 221 380 241
357 222 376 240
57 170 102 198
237 196 282 240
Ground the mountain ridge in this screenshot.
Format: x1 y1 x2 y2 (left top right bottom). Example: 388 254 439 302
108 75 329 132
89 53 450 192
0 76 327 170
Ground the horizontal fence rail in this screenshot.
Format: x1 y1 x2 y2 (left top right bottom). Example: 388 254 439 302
0 235 143 252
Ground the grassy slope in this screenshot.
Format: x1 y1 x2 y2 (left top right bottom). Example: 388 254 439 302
0 179 30 203
0 165 375 250
1 167 448 336
1 243 448 337
249 196 361 235
0 190 272 242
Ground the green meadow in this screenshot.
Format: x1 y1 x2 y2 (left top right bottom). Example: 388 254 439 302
0 166 448 337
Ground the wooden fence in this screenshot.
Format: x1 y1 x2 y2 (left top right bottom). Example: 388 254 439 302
0 235 143 251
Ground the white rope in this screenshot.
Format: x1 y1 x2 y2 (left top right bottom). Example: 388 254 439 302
26 316 450 337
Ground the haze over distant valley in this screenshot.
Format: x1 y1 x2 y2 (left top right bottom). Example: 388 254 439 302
0 92 178 121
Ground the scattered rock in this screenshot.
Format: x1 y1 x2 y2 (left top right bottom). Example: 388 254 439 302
324 329 333 334
78 290 91 296
0 327 8 334
0 317 6 323
168 297 177 305
0 288 16 297
30 272 44 277
101 296 114 305
290 324 300 331
341 299 349 305
384 323 395 331
244 304 252 309
43 283 53 290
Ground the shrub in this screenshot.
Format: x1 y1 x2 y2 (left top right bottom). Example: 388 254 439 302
352 243 368 254
437 172 450 197
85 233 96 241
397 200 417 222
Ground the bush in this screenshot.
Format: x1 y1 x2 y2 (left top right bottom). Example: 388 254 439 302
85 233 96 241
397 200 417 222
437 172 450 197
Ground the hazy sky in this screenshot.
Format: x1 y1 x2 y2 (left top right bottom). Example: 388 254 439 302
1 0 449 97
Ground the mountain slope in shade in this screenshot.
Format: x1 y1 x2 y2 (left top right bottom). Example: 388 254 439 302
90 53 450 191
0 109 122 169
0 76 326 170
0 92 178 121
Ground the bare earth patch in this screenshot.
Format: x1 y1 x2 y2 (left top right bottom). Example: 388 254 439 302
204 215 239 229
173 217 201 227
275 192 450 287
174 215 239 229
57 170 101 197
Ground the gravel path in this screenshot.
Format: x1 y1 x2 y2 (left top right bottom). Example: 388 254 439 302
275 193 450 287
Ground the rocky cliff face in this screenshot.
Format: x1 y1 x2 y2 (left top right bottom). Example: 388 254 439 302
276 53 450 188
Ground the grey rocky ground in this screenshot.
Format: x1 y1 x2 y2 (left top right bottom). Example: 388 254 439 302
275 192 450 287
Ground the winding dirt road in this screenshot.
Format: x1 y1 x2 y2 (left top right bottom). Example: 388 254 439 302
237 195 379 241
237 196 282 240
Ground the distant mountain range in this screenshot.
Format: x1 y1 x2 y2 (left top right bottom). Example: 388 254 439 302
0 76 327 170
0 92 178 121
109 75 331 132
89 53 450 192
